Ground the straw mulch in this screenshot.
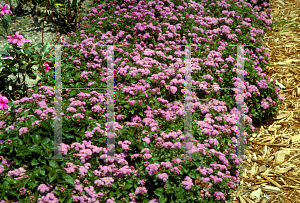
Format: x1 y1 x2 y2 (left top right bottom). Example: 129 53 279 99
230 0 300 202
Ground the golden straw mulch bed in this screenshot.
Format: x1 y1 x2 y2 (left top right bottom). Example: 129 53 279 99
230 0 300 202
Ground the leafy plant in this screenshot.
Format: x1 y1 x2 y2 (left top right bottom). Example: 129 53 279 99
0 0 283 202
0 1 84 102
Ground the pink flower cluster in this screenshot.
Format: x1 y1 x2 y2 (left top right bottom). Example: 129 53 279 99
0 0 279 202
181 176 194 190
135 186 147 195
0 3 12 16
43 60 52 72
0 95 8 110
7 32 32 47
157 173 168 182
6 167 28 180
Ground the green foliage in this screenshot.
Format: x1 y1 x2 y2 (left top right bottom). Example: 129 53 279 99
0 0 283 202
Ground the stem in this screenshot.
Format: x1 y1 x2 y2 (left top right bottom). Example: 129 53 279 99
69 0 84 23
2 16 9 38
43 0 83 59
36 0 85 62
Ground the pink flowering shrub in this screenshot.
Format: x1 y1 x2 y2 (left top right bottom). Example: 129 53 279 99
0 0 283 202
0 85 253 202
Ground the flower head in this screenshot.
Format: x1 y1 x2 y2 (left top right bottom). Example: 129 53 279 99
7 34 17 44
7 32 32 46
0 3 12 16
2 56 14 60
0 95 8 110
43 62 51 72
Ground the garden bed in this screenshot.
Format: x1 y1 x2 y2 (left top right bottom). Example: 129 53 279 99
0 0 295 202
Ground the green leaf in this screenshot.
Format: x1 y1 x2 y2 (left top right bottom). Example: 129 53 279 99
24 47 34 55
29 145 42 154
112 182 118 189
159 195 168 203
61 173 74 186
70 90 77 97
64 196 73 203
2 181 10 190
8 189 18 197
53 189 60 196
3 14 11 22
154 187 164 197
165 185 174 194
6 176 17 185
49 160 59 168
2 45 12 54
28 179 38 188
49 172 57 183
31 134 42 145
0 51 9 55
39 168 46 176
40 119 52 131
31 158 39 166
32 168 39 177
116 189 122 198
40 44 52 58
138 94 146 99
31 43 42 48
75 72 81 79
59 195 69 203
64 133 74 139
20 63 28 69
28 60 39 65
124 183 131 190
41 137 50 145
15 49 22 55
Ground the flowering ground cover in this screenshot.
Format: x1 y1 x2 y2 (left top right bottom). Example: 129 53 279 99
0 0 284 202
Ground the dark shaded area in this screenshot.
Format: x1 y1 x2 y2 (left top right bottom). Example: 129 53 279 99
244 0 270 11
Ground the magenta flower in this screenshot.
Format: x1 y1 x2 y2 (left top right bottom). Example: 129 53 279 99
6 34 17 44
0 164 4 174
43 62 51 72
2 56 14 60
19 187 26 195
7 32 32 47
0 95 8 110
0 4 12 16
